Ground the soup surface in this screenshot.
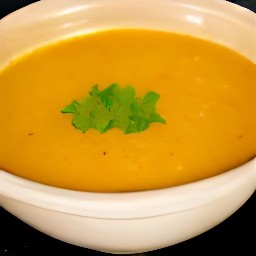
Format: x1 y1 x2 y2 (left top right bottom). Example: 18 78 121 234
0 29 255 192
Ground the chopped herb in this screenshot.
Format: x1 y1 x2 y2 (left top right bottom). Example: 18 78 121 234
61 84 166 134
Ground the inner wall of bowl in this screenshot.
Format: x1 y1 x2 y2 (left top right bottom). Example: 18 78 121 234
0 0 255 71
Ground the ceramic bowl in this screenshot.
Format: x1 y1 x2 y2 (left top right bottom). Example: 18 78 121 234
0 0 255 254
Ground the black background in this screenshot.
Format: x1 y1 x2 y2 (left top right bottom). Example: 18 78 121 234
0 1 255 255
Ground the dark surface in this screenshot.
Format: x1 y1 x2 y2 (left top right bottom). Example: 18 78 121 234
0 1 255 255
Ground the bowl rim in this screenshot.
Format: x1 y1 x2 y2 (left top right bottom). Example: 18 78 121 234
0 0 255 219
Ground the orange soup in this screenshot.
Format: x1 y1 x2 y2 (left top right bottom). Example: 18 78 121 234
0 29 255 192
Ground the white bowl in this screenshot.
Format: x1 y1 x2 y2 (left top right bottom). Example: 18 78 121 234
0 0 255 254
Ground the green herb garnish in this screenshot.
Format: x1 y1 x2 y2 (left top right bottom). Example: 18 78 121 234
61 84 166 134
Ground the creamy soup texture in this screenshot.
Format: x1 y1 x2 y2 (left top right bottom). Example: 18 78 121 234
0 29 255 192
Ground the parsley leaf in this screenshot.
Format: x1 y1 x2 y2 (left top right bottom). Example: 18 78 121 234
61 84 166 134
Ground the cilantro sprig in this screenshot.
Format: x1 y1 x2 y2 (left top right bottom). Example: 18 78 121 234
61 84 166 134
